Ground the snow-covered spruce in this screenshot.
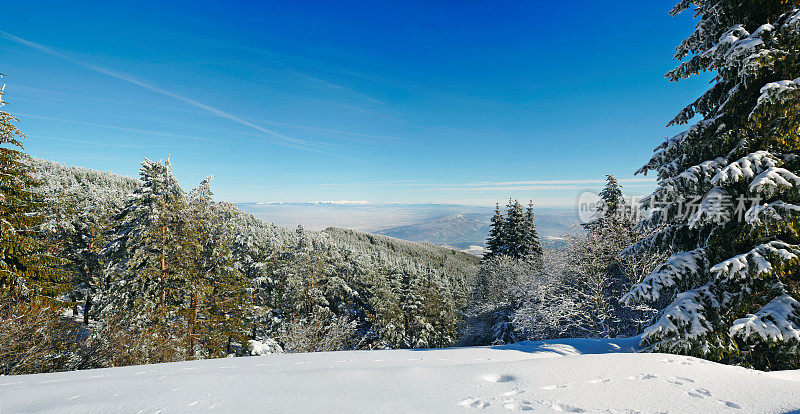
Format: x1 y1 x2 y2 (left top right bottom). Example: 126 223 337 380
625 1 800 369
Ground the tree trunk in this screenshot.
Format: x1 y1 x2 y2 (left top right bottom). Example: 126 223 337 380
83 294 91 325
188 276 197 356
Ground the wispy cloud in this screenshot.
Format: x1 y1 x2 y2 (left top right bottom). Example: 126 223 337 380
18 113 230 143
461 177 656 187
315 177 656 192
29 134 174 149
293 72 383 105
0 30 349 157
420 184 657 192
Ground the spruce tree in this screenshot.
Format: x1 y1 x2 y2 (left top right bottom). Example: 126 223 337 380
503 199 527 259
484 203 506 259
599 175 624 219
0 79 71 306
623 1 800 369
520 201 543 258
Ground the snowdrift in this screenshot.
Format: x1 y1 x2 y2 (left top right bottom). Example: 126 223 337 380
2 337 799 413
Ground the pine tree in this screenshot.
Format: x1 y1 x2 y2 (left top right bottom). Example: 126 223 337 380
484 203 506 259
623 2 800 369
65 206 112 324
104 158 188 355
184 177 250 357
0 78 72 306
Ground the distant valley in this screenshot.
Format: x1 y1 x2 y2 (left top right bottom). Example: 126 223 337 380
237 202 578 254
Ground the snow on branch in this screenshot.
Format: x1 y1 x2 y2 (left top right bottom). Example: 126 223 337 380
709 241 800 282
712 151 780 186
641 285 718 349
640 118 719 178
667 23 773 82
730 294 800 343
745 201 800 226
748 167 800 197
623 248 707 305
782 8 800 32
652 157 727 201
688 186 732 229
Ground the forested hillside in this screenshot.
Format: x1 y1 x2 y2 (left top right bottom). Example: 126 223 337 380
1 155 477 375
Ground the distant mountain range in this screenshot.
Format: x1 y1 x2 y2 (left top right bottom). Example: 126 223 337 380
238 202 578 254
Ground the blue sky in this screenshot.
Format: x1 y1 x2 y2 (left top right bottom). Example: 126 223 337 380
1 1 709 207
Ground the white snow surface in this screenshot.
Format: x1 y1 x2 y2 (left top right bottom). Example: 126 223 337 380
2 337 800 413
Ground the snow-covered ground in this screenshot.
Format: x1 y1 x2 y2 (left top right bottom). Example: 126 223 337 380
2 337 799 413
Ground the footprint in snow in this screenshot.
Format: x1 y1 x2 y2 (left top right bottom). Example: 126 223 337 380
540 384 567 390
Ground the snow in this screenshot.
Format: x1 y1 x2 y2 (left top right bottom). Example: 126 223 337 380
730 294 800 343
712 151 779 186
623 248 706 303
758 78 800 102
2 337 800 413
248 338 283 355
749 167 800 197
709 241 799 281
745 200 800 225
642 285 718 345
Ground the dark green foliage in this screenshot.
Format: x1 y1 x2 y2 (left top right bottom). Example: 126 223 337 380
624 0 800 369
483 199 542 260
0 105 72 304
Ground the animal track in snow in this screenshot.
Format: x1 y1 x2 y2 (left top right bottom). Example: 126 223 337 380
550 402 585 412
660 358 694 366
626 373 659 380
687 388 711 398
717 399 741 409
459 397 491 408
482 373 515 383
501 399 534 411
540 384 567 390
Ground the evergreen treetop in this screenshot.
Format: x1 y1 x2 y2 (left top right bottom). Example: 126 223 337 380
483 199 542 261
599 175 624 219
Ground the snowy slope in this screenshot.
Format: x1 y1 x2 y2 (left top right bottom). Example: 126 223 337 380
2 337 799 413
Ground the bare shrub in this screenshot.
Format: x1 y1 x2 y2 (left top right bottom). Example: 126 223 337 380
0 299 107 375
280 311 358 353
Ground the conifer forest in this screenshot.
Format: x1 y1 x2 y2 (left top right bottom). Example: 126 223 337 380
2 1 800 412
